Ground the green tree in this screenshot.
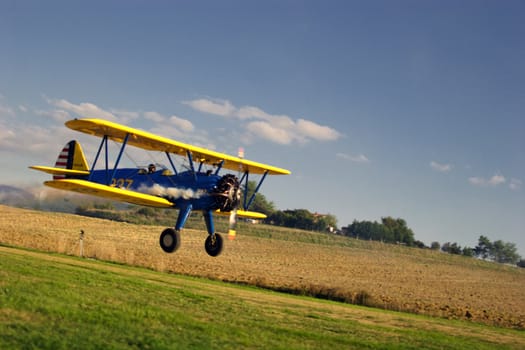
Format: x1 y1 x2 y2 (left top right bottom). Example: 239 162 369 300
244 181 275 216
491 240 520 264
414 240 426 249
442 242 462 255
462 246 474 257
343 219 397 243
290 209 316 230
381 217 415 246
474 235 492 260
269 209 338 232
474 235 492 259
474 236 521 264
313 213 338 232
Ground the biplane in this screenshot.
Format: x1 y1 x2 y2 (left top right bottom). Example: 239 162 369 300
30 118 290 257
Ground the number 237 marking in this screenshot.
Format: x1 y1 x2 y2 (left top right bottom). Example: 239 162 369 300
110 178 133 189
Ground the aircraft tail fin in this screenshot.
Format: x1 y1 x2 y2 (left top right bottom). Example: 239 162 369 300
53 140 89 180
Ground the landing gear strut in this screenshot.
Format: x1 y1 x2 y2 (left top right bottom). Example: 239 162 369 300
204 233 223 257
159 228 181 253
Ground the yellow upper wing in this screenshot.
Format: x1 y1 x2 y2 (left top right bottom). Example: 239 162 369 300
66 118 291 176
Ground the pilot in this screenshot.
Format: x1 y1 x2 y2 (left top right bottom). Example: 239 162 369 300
148 163 156 174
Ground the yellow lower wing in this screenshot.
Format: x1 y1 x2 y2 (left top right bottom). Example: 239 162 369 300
44 179 174 208
215 210 267 219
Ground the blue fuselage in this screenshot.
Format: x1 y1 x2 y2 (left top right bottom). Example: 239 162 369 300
89 168 222 211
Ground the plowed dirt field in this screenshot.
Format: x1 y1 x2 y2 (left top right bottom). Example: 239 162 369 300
1 205 524 329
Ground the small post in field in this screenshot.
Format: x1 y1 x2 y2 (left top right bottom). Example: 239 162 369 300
79 230 85 258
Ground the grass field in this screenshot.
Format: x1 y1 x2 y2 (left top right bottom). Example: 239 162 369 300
1 245 524 349
0 205 524 340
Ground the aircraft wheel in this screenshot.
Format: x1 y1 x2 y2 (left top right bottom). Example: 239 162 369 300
204 233 223 257
160 228 180 253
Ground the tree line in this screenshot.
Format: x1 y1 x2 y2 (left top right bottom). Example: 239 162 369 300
438 235 522 265
339 217 522 266
340 217 415 246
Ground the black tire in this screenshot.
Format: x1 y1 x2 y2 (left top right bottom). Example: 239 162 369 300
204 233 223 257
159 228 180 253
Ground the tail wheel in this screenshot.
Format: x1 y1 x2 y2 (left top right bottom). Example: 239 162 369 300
160 228 180 253
204 233 223 257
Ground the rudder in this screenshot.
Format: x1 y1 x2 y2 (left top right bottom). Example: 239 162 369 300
53 140 89 180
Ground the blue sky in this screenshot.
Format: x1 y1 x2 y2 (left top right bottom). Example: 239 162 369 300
1 1 524 254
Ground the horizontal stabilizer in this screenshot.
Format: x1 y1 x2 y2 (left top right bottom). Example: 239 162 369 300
44 179 174 208
30 166 90 176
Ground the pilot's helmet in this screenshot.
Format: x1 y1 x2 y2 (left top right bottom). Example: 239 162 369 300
148 164 156 172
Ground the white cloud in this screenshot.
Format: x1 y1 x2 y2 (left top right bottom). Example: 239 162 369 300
144 111 166 123
0 117 72 156
42 97 202 148
468 174 506 187
468 177 485 186
430 161 452 173
35 109 71 123
145 111 194 134
0 102 15 117
509 178 522 191
111 109 139 124
45 98 145 125
184 97 342 145
169 115 194 132
468 176 487 186
296 119 341 141
0 122 16 146
237 105 272 120
0 99 63 155
183 98 236 117
336 152 370 163
46 98 195 137
489 174 506 186
245 121 293 145
50 99 117 121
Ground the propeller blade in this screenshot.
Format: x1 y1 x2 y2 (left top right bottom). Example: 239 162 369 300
228 208 237 240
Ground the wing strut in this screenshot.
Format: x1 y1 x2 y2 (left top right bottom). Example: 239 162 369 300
214 160 224 175
186 150 197 181
110 133 130 185
89 135 108 182
246 170 268 210
239 170 269 211
165 152 178 175
87 132 131 185
104 134 109 182
241 171 249 209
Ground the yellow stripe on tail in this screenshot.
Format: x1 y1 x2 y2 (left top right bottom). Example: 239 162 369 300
53 140 89 180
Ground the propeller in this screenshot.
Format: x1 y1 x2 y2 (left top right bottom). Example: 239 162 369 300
212 174 241 239
228 207 238 240
228 147 244 240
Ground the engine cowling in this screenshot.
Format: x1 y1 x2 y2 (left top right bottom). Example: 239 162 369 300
213 174 241 212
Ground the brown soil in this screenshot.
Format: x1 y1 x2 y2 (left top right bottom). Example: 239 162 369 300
1 205 524 329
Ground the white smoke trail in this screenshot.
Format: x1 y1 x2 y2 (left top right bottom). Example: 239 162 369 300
138 184 205 200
